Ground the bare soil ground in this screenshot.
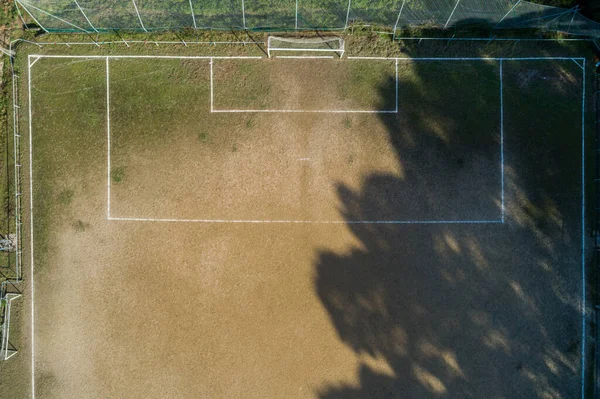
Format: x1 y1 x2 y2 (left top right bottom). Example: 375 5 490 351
0 51 586 399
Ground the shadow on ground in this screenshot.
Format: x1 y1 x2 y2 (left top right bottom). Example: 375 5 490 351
313 51 584 398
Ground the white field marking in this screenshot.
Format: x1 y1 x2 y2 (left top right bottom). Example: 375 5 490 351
108 217 504 224
298 158 310 160
395 58 399 112
106 57 111 218
268 48 343 53
27 54 35 399
28 56 40 68
29 41 264 46
500 60 504 223
212 109 396 113
580 58 586 399
275 56 334 59
28 55 263 60
211 57 397 113
394 36 590 42
571 58 584 70
348 56 587 61
209 58 213 112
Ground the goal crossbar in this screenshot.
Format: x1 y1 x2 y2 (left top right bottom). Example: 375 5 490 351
267 36 345 58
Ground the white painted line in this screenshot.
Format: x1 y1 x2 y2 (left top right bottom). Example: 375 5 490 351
211 109 396 113
571 58 584 70
210 58 213 113
211 57 397 113
27 54 35 399
28 56 40 68
28 55 264 60
395 58 399 112
500 60 504 223
275 56 335 59
108 216 503 224
580 58 586 399
268 48 342 52
106 57 111 219
348 56 587 61
298 158 310 160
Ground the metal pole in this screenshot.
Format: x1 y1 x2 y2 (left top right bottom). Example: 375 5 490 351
445 0 461 29
392 0 407 41
242 0 246 29
295 0 298 30
131 0 147 32
566 6 579 34
15 1 49 33
496 0 521 27
73 0 98 32
188 0 197 29
344 0 351 29
13 1 28 28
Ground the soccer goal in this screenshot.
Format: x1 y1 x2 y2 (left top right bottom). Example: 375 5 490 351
267 36 345 58
0 282 21 360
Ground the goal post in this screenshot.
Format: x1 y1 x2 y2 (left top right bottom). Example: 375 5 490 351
0 289 21 360
267 36 345 58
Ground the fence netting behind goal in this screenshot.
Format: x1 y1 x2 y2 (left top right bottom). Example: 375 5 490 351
14 0 600 37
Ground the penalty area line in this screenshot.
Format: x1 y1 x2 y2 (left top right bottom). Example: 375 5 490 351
108 217 504 224
211 109 397 113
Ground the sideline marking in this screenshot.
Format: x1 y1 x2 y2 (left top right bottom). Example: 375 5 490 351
580 58 586 399
349 56 586 61
28 55 263 59
275 55 334 59
27 54 35 399
500 60 505 222
211 109 397 113
108 217 503 224
106 57 111 218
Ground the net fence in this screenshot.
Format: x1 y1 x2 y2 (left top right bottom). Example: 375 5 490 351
13 1 600 36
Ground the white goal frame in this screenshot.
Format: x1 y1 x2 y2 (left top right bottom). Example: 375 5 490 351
267 36 345 58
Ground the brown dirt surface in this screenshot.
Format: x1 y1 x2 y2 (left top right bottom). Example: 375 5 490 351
2 53 587 399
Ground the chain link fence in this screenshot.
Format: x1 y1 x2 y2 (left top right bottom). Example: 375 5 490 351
12 1 600 37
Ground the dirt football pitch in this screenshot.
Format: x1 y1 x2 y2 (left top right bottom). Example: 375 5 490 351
0 42 589 399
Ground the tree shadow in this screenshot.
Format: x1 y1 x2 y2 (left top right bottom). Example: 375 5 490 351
314 53 584 398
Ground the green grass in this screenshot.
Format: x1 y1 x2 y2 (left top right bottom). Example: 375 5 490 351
111 166 126 183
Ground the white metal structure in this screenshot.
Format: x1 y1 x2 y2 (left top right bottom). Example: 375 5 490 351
0 288 21 360
267 36 345 58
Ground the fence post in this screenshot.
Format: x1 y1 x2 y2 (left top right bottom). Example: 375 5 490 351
496 0 521 28
392 0 407 41
131 0 147 32
566 5 579 34
188 0 197 29
344 0 351 29
73 0 98 32
445 0 461 29
15 1 49 33
295 0 298 30
242 0 246 29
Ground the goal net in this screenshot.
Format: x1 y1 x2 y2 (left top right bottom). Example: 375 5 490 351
267 36 345 58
